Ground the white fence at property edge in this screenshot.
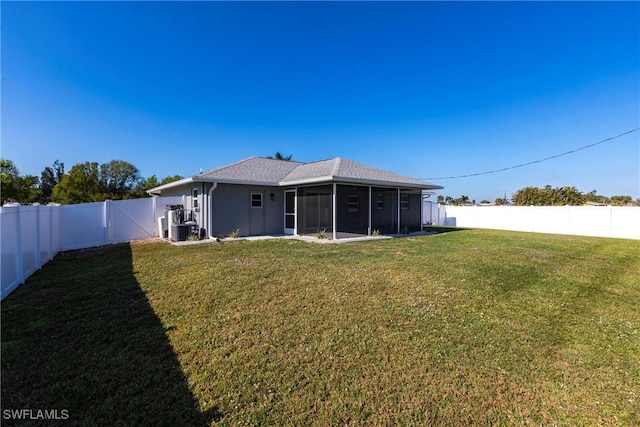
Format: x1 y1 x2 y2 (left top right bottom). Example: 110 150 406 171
422 201 444 225
1 196 184 300
1 204 61 300
438 205 640 240
4 199 638 300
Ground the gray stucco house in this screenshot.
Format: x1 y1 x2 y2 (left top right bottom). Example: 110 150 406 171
148 157 443 240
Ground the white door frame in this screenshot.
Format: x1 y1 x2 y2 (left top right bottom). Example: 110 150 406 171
284 189 296 235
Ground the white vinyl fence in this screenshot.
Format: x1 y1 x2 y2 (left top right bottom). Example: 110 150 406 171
3 198 638 300
422 201 443 226
1 204 61 300
438 205 640 240
1 196 184 300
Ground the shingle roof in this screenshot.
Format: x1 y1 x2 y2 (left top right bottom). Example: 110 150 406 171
280 157 441 188
280 158 337 183
197 157 301 185
149 156 442 194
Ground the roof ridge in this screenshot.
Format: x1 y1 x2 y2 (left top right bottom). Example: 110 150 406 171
281 160 304 180
198 156 257 176
256 156 304 164
330 157 342 177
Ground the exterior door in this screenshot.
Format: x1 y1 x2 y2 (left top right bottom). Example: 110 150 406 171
284 189 296 234
249 191 265 236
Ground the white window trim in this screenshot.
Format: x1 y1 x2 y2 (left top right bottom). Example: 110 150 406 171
192 188 199 208
251 192 263 208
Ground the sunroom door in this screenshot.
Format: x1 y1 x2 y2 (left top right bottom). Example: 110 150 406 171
284 189 296 235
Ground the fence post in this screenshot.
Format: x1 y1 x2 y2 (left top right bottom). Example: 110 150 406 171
15 205 24 285
48 204 53 260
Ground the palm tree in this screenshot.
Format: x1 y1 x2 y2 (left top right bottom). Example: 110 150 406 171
267 152 293 161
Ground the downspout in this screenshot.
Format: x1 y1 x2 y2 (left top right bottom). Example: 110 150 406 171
207 182 218 240
201 182 205 234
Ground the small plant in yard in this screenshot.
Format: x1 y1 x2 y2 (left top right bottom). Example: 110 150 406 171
228 228 240 239
372 229 381 237
402 225 410 234
315 229 329 239
186 233 200 241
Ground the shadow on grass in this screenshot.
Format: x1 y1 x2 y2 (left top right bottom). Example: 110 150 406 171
1 243 220 425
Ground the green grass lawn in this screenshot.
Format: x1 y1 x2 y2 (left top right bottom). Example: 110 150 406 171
2 230 639 426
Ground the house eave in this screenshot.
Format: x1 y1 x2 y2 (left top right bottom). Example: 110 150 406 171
146 177 196 195
279 176 335 186
281 175 442 190
211 178 281 187
332 176 444 190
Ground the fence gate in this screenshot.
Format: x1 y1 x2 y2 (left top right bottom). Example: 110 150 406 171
109 199 156 243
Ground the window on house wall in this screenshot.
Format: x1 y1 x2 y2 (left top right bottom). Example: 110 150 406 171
348 195 359 212
376 193 384 210
192 188 198 208
400 194 410 210
251 192 263 208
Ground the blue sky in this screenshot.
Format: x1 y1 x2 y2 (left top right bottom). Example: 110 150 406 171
2 1 639 202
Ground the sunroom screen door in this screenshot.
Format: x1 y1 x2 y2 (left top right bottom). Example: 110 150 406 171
284 189 296 234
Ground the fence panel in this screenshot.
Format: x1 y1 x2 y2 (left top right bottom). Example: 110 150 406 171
1 204 61 300
611 207 640 239
565 206 609 238
60 202 107 251
531 206 569 235
1 207 20 299
440 205 640 239
51 205 61 255
20 206 40 279
422 201 440 225
39 205 52 264
110 198 156 243
2 198 191 300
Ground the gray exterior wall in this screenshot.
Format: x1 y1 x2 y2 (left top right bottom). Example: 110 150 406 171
155 181 423 238
209 183 284 237
156 184 205 230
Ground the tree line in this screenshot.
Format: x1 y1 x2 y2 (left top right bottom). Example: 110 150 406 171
1 158 182 205
438 185 639 206
1 152 294 205
4 157 638 207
